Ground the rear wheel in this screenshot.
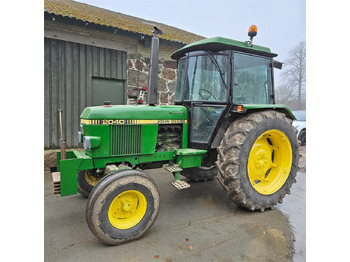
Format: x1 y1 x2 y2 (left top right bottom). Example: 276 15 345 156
216 111 299 211
86 169 160 245
181 166 217 182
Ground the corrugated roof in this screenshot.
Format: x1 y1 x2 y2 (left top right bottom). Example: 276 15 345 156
44 0 205 44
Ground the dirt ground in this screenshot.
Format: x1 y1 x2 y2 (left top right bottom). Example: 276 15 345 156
44 146 307 172
298 146 306 172
44 169 305 261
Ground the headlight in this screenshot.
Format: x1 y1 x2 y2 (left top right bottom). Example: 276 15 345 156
78 124 85 143
83 136 90 149
83 136 101 149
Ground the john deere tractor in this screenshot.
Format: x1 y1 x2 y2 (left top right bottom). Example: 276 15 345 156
52 26 299 245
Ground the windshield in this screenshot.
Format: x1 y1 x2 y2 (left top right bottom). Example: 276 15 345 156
233 53 273 104
175 54 228 102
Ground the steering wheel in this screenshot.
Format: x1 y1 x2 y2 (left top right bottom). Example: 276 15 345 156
199 89 217 101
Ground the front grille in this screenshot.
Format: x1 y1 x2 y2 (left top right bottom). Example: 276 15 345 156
110 125 142 156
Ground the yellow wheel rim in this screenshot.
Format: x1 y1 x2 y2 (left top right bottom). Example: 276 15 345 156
108 190 147 229
248 130 292 195
85 170 101 187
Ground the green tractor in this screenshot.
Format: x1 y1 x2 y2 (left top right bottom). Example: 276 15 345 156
52 26 299 245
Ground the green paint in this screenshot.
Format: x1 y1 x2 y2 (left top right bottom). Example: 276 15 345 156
174 171 181 181
171 36 277 59
82 125 109 157
175 149 207 169
182 123 188 148
139 151 175 163
81 105 187 120
141 125 158 154
58 151 94 196
243 104 296 120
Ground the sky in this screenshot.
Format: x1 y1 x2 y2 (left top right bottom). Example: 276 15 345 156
76 0 306 85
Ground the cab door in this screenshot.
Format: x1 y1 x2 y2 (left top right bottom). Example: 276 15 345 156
179 52 231 149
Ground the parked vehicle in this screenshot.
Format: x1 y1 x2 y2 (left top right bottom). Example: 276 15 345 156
292 110 306 145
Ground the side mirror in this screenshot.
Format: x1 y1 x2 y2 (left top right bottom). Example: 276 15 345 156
272 60 283 70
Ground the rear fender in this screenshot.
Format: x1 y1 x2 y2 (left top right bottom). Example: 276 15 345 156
210 104 295 149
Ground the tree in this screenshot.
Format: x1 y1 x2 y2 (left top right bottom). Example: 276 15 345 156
280 42 306 110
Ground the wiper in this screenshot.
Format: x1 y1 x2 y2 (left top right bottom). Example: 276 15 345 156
207 52 227 88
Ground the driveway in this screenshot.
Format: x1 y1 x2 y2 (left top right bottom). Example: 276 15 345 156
44 166 305 262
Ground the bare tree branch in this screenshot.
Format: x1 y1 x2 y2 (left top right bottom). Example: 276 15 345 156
281 42 306 109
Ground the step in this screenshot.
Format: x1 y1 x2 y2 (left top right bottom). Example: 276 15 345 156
171 180 191 190
164 164 183 173
52 172 61 194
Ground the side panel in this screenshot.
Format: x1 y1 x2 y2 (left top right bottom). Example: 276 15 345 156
182 123 188 148
58 151 94 196
141 125 158 154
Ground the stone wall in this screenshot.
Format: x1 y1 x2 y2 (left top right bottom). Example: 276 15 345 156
127 54 178 105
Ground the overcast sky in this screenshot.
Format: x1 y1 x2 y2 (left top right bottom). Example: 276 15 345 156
76 0 306 85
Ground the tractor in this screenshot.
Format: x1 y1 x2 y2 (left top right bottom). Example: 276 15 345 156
52 25 299 245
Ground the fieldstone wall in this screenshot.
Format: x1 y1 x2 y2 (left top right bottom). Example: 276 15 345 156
127 54 178 105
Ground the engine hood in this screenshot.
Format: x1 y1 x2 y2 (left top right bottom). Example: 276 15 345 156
80 105 188 121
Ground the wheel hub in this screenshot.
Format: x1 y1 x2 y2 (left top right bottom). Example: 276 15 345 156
248 130 292 195
253 148 272 171
108 190 147 229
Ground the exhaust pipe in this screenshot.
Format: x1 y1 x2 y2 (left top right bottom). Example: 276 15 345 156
148 27 162 106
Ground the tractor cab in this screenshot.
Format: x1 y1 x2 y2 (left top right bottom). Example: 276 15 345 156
171 34 279 149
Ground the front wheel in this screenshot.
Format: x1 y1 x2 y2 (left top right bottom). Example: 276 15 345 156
78 169 106 198
86 169 160 245
216 111 299 211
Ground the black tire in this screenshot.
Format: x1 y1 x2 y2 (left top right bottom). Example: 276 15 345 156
298 129 306 146
181 166 217 182
77 169 104 198
216 111 299 211
86 169 160 245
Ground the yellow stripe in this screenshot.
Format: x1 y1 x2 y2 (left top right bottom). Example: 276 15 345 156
80 119 91 125
80 119 187 125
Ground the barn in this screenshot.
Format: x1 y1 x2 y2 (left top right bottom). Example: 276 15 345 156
44 0 204 148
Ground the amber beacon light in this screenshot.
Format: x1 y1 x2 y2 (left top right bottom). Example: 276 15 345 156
247 25 257 46
248 25 257 37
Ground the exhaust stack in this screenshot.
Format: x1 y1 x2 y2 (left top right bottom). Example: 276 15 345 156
147 27 162 106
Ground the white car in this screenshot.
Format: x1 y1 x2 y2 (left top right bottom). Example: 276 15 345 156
292 110 306 146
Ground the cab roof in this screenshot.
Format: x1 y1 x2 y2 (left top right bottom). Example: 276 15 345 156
171 36 277 60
